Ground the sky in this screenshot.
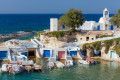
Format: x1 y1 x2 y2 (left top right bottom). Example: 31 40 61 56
0 0 119 14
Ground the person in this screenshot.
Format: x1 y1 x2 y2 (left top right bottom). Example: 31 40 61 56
0 69 2 74
53 63 57 69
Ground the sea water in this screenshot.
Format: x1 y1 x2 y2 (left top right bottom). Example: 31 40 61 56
0 14 114 34
0 59 120 80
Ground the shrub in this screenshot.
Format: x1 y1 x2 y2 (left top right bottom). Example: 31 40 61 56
47 31 70 38
104 39 114 54
98 35 113 38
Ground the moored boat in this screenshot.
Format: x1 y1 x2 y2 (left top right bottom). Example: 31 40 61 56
25 65 32 72
0 64 12 73
33 63 42 71
9 64 23 74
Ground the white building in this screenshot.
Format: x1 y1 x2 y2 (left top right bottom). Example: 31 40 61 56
79 8 118 31
50 8 118 32
50 18 58 31
50 18 69 31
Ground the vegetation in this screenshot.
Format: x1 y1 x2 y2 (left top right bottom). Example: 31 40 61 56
98 35 113 38
82 41 101 51
91 41 101 51
59 8 85 31
47 31 71 38
110 9 120 28
104 39 114 53
82 38 120 55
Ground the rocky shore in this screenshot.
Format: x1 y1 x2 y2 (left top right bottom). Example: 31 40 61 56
0 31 37 41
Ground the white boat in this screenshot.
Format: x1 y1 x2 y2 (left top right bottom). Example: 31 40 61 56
79 60 89 65
55 61 65 68
65 60 73 67
47 61 54 69
0 64 12 73
33 63 42 71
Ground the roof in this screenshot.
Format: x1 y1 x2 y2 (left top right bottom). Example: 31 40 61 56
0 46 9 51
24 42 38 49
54 48 67 51
104 8 108 12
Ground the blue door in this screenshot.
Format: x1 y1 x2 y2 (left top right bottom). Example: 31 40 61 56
44 50 50 57
70 51 77 56
110 51 116 59
0 51 8 59
111 25 113 30
62 25 65 29
97 26 100 30
82 51 86 56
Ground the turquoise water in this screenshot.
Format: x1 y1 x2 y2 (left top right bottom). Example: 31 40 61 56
0 60 120 80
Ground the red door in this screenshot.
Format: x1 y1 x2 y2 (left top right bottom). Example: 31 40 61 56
58 51 65 59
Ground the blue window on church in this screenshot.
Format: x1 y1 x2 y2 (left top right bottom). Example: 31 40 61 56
62 25 65 29
111 25 113 30
97 25 100 30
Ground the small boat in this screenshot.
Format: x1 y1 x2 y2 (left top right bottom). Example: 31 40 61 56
47 61 54 69
86 58 97 64
55 61 65 68
0 64 11 73
33 63 42 71
25 65 32 72
65 60 73 67
9 65 22 74
79 60 89 64
79 58 97 65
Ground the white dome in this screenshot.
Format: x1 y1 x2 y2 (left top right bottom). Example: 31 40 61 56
99 17 104 23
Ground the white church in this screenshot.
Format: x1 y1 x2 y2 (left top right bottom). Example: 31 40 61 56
50 8 119 31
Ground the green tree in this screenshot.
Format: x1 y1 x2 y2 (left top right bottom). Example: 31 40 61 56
110 9 120 27
59 8 85 31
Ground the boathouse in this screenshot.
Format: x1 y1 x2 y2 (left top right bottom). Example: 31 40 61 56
55 48 67 60
101 49 120 60
24 42 41 58
0 46 10 60
41 48 53 58
68 47 82 59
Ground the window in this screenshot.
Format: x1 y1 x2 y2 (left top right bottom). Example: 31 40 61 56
105 11 108 17
92 38 94 40
86 37 89 41
80 38 82 40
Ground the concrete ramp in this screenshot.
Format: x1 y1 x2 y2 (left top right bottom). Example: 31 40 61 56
31 39 44 47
